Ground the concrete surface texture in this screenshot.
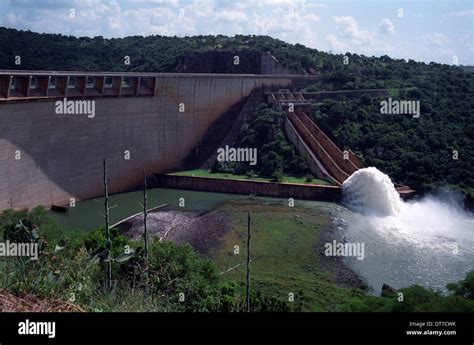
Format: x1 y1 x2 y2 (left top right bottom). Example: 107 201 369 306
0 72 299 209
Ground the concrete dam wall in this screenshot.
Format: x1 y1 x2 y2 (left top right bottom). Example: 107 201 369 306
0 71 311 210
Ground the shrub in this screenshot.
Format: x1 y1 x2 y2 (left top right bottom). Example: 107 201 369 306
447 270 474 300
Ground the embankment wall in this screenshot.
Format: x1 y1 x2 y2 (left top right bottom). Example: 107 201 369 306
154 174 342 202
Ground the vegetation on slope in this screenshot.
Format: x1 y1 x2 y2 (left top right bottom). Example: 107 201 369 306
212 104 313 182
309 90 473 194
0 207 296 312
305 55 473 196
0 28 335 72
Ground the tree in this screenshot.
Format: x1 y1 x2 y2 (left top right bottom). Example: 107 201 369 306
447 271 474 300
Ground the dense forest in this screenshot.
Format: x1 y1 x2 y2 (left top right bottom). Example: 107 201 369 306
0 27 332 72
0 27 472 196
305 53 473 195
310 89 473 194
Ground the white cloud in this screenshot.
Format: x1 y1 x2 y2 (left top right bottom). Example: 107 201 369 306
303 2 328 9
218 9 248 22
459 36 474 53
326 34 349 53
303 13 320 21
259 0 302 5
439 48 455 57
420 33 449 47
6 12 22 26
328 16 403 58
332 16 374 44
128 0 180 4
1 0 319 46
379 18 394 34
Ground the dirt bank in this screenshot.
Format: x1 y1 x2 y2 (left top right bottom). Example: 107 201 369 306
119 209 233 255
0 289 83 312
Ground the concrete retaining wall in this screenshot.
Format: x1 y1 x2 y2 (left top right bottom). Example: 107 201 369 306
155 174 341 202
287 112 348 184
284 118 334 183
0 73 299 209
298 112 359 175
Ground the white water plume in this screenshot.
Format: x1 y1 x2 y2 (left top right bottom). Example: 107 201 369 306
339 167 474 291
342 167 474 247
342 167 402 216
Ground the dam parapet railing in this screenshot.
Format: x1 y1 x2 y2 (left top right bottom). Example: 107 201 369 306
154 174 342 202
0 70 318 102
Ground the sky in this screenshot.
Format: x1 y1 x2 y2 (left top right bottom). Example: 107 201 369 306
0 0 473 65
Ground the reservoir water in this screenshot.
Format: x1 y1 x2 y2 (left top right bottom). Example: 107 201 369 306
50 188 248 232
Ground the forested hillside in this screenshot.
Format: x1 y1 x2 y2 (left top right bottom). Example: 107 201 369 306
307 60 473 195
0 27 332 72
0 27 472 196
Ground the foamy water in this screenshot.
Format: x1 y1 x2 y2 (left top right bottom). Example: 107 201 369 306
342 167 402 216
337 167 474 293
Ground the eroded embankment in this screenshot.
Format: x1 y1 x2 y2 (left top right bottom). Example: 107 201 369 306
119 209 233 256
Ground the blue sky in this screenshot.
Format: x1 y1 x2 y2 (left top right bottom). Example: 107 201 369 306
1 0 473 64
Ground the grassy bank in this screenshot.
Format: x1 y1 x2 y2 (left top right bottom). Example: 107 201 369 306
210 201 372 311
170 169 333 185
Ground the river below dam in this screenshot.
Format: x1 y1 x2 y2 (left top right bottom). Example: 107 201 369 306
51 180 474 295
339 167 474 294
